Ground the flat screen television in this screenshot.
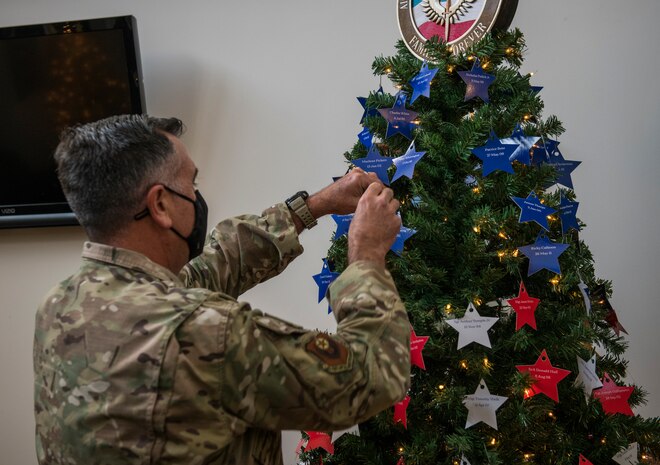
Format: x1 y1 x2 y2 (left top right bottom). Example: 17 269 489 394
0 15 145 229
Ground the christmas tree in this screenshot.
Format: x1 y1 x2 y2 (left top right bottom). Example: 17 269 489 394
299 29 660 465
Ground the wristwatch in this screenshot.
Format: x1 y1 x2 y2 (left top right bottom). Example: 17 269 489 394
285 190 317 230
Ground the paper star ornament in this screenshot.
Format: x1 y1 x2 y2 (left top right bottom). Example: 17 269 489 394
331 213 353 239
516 349 571 402
547 149 581 190
573 355 603 401
446 303 498 350
460 455 473 465
507 281 540 331
352 143 393 185
357 126 373 149
357 85 384 124
463 379 508 429
331 424 359 443
391 222 417 256
304 431 334 455
559 193 580 234
378 91 419 139
392 140 426 183
511 191 557 231
518 234 570 276
501 124 540 165
410 328 429 370
312 259 339 303
579 454 594 465
531 138 559 166
471 131 516 176
578 280 591 314
409 60 439 104
591 285 628 336
593 372 635 416
613 442 639 465
393 395 411 428
458 58 496 102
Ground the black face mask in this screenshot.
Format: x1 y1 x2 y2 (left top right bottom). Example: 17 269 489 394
134 185 209 261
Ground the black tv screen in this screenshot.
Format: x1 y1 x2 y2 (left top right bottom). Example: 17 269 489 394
0 15 145 229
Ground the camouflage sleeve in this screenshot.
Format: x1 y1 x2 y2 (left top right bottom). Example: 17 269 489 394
179 203 304 298
220 261 411 431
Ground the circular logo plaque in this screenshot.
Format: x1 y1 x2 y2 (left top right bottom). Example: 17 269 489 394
397 0 518 60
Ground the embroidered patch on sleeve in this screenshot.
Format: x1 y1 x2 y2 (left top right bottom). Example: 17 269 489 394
305 333 352 373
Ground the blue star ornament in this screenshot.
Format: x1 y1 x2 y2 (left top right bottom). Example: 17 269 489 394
391 140 426 183
510 191 557 231
547 149 581 190
471 131 516 176
559 193 580 234
531 138 560 166
391 222 416 256
331 213 353 239
358 127 373 149
312 258 340 304
377 91 419 139
409 60 439 104
352 144 393 185
357 86 384 124
501 124 540 165
518 234 570 276
457 58 496 102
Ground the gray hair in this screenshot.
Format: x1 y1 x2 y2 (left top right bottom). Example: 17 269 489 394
54 114 185 240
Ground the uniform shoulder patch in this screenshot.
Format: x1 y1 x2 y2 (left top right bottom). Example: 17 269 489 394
305 333 352 373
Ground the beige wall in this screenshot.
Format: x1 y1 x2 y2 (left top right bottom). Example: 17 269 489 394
1 1 658 464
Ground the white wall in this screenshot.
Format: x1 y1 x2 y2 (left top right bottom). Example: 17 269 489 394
0 1 658 464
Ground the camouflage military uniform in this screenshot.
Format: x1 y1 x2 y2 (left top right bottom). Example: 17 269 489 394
34 203 411 465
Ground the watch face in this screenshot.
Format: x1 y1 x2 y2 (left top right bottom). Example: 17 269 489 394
397 0 518 60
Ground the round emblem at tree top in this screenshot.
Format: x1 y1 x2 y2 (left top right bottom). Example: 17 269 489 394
397 0 518 60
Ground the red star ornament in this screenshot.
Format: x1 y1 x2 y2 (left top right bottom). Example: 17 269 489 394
410 328 429 370
304 431 335 455
592 372 635 416
397 457 406 465
516 349 571 402
579 454 594 465
393 395 411 429
507 281 541 331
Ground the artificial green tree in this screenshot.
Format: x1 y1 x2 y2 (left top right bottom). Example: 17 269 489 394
300 29 660 465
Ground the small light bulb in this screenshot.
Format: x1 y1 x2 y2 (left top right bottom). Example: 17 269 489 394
460 360 468 369
399 446 405 453
490 438 497 446
438 384 445 390
473 225 480 233
498 231 508 239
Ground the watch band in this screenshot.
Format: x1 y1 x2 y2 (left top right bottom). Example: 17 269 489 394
286 191 317 230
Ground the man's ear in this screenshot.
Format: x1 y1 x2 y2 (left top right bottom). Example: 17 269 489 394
145 185 174 229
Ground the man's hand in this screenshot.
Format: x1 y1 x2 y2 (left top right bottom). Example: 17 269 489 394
347 182 401 267
307 168 380 219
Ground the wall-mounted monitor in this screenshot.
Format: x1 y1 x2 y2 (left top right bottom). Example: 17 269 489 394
0 15 145 229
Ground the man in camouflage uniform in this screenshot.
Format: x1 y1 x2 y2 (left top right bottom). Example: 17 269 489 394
34 115 411 465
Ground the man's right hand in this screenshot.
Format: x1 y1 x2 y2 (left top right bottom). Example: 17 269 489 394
347 182 401 267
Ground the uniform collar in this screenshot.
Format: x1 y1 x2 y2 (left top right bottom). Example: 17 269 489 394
81 241 183 285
